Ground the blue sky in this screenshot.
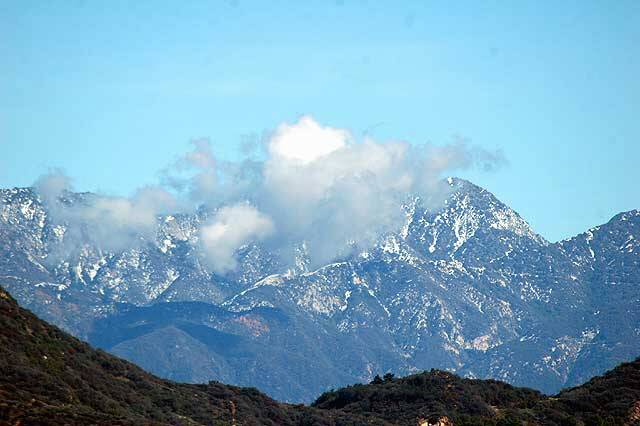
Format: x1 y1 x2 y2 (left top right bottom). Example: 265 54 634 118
1 0 639 242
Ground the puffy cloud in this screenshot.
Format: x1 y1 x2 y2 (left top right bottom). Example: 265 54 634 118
260 136 415 265
34 115 506 273
199 203 274 273
162 138 263 208
34 169 72 203
253 116 503 267
181 139 216 170
162 139 219 202
34 171 177 256
267 115 349 164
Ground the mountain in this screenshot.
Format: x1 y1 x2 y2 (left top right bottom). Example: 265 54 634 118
3 285 640 425
1 179 638 402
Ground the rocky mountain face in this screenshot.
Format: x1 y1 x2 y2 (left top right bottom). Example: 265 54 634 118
1 179 638 403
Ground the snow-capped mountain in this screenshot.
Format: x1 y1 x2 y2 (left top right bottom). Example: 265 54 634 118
1 179 638 403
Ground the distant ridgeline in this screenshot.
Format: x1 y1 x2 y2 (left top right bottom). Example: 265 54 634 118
1 180 639 403
1 286 640 426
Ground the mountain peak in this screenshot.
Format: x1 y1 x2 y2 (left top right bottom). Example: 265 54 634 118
402 177 546 260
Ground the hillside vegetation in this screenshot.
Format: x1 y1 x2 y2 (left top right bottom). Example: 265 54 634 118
313 361 640 425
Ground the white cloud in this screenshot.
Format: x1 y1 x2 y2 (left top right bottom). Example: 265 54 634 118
267 115 349 164
35 171 177 255
34 169 72 204
34 115 506 272
258 133 468 266
199 203 274 273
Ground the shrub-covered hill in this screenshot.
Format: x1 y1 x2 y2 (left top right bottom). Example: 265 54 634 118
550 358 640 423
312 359 640 426
313 371 543 424
2 284 639 425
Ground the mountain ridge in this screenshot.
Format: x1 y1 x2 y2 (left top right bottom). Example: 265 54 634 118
1 178 638 402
